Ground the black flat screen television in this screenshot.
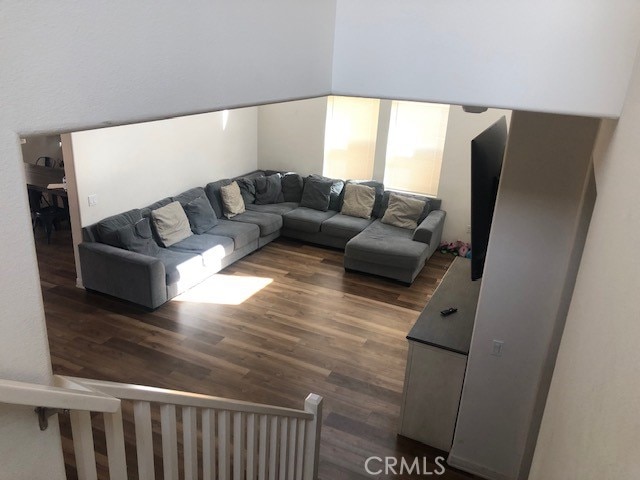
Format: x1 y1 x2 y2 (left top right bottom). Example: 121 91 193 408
471 116 508 281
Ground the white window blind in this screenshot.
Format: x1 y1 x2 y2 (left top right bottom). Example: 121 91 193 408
384 101 450 195
323 96 380 180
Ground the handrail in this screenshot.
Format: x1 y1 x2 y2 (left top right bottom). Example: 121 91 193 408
0 377 120 413
63 376 314 420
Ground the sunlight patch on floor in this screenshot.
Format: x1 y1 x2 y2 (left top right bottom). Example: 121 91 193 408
174 274 273 305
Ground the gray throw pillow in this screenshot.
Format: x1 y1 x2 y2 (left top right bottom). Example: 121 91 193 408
183 195 218 234
341 183 376 219
309 174 344 211
151 201 193 247
281 173 304 202
115 218 161 256
236 177 257 205
381 193 427 230
255 174 284 204
220 181 246 218
300 177 332 211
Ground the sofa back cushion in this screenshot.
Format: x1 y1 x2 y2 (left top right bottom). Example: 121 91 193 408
255 174 284 205
173 187 207 206
115 217 161 256
183 195 218 234
151 201 193 247
236 177 257 205
281 173 304 202
308 174 344 211
300 177 332 211
95 208 143 245
205 179 232 218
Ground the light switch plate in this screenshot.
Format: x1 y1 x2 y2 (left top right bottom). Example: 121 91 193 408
88 194 98 207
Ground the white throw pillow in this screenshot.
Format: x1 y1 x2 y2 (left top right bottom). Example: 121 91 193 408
341 183 376 219
220 181 246 218
151 201 193 247
381 193 426 230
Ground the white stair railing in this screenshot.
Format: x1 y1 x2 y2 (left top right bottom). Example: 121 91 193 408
0 375 323 480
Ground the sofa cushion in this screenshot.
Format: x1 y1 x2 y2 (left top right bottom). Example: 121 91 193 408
220 181 246 218
95 209 143 245
347 180 385 217
246 202 299 216
114 217 161 256
300 177 332 211
282 173 304 202
168 233 234 266
182 195 218 234
255 174 284 205
283 207 337 233
205 179 232 218
321 213 374 240
309 174 345 211
141 197 173 218
381 191 431 223
152 249 205 286
173 187 207 206
381 193 426 230
341 183 376 219
229 211 282 236
151 201 193 247
236 177 257 205
346 220 428 269
205 219 259 250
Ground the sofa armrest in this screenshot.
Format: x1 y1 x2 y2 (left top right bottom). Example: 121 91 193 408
413 210 446 257
78 242 167 309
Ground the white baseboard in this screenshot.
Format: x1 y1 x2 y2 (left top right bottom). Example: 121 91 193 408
447 453 512 480
76 277 84 289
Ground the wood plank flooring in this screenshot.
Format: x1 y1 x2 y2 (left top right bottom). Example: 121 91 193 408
36 227 477 480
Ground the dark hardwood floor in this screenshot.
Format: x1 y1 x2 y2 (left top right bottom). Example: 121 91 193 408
36 226 477 480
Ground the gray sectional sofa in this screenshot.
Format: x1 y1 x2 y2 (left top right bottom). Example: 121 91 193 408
79 170 446 309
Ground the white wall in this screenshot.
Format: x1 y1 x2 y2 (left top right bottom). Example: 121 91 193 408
70 108 258 227
0 1 336 477
449 112 600 480
529 52 640 480
439 107 512 243
257 98 328 175
332 0 640 117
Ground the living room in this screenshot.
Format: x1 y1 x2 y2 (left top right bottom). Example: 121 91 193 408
32 95 511 478
2 2 640 480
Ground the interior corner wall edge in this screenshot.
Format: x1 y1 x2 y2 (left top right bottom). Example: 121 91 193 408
449 111 600 479
331 0 640 118
257 97 329 175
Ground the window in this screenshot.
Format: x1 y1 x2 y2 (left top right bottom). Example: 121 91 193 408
384 101 450 195
323 96 380 180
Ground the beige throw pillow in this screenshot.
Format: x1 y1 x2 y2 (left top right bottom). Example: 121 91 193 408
381 193 426 230
151 201 193 247
341 183 376 219
220 181 245 218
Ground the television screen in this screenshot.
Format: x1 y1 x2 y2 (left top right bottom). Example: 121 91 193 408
471 116 508 281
